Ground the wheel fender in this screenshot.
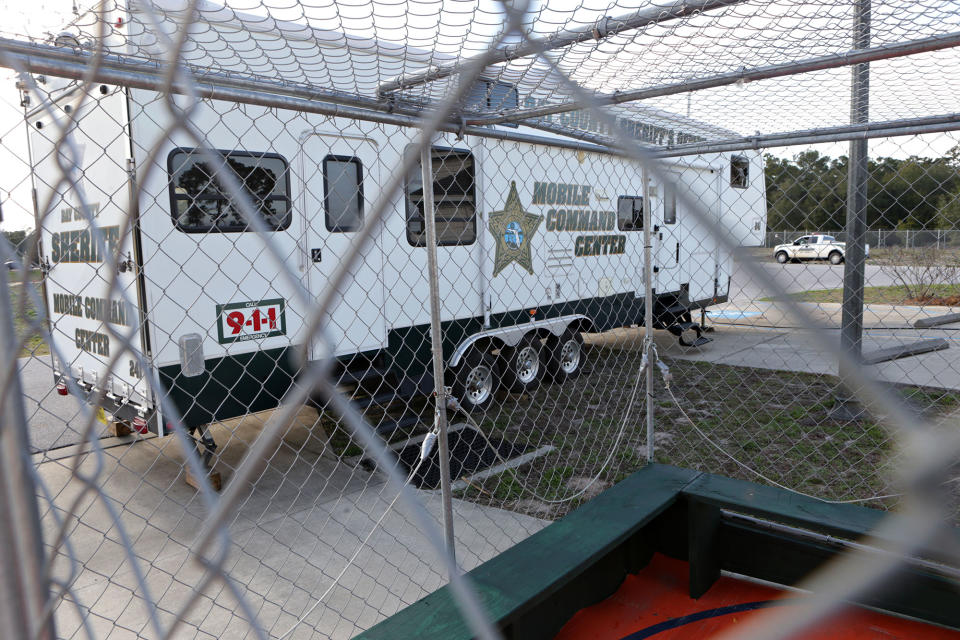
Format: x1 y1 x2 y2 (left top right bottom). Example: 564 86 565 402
447 314 592 368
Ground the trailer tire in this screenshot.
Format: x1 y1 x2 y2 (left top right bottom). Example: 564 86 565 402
546 329 585 382
499 333 545 393
775 251 789 264
829 251 844 265
452 348 497 412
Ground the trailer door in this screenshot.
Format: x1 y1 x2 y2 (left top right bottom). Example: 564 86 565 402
675 165 722 303
299 132 387 359
656 172 682 279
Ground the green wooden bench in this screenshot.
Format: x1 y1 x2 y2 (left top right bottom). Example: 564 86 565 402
680 471 960 628
357 464 699 639
358 464 960 639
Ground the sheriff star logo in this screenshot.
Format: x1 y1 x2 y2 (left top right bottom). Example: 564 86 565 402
489 181 543 277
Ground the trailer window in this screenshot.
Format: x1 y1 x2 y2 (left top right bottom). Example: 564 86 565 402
405 147 476 246
323 156 363 232
663 180 677 225
617 196 643 231
730 155 749 189
168 149 291 233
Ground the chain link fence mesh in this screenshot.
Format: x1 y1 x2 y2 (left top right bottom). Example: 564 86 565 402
1 0 960 638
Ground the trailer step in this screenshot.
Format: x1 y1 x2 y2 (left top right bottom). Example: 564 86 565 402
667 321 698 337
374 415 422 436
667 321 713 347
688 335 713 347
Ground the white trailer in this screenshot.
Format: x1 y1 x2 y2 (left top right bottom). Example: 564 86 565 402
24 2 768 443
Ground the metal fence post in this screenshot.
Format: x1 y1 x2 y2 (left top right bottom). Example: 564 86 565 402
0 270 54 640
836 0 870 420
420 143 458 568
643 167 655 462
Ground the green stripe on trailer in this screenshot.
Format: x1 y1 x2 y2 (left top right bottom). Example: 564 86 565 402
158 346 299 430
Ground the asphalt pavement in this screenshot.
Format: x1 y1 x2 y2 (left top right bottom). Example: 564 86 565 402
17 355 115 453
729 257 897 304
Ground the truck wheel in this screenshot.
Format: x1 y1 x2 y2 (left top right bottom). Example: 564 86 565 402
499 334 544 393
775 251 789 264
546 329 585 383
829 251 844 265
452 348 497 412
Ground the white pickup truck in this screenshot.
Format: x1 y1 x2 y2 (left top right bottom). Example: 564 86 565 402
773 234 868 265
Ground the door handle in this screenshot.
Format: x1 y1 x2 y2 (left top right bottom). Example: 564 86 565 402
311 248 322 263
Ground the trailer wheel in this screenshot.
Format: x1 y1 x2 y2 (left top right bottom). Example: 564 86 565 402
829 251 844 265
546 329 585 382
452 348 497 412
500 333 545 393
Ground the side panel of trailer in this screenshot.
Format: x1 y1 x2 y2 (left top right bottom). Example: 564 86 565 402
128 90 311 431
30 85 153 418
478 140 648 331
119 87 755 431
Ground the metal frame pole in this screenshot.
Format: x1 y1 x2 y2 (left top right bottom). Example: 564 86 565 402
837 0 870 420
7 43 960 158
468 30 960 126
421 143 457 566
642 167 656 462
0 269 54 640
526 112 960 157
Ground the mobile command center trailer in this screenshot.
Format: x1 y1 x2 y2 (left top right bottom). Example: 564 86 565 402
26 3 767 441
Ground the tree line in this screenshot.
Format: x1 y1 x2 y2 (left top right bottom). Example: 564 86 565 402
765 148 960 231
2 228 38 263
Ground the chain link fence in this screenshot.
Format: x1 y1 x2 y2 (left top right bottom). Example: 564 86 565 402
1 0 960 638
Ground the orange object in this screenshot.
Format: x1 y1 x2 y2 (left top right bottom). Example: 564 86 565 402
556 554 959 639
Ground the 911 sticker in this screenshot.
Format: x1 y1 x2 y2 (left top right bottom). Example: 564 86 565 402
216 298 287 344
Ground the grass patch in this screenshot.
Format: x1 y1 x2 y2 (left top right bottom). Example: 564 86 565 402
450 339 960 520
7 269 42 283
9 278 48 358
760 283 960 305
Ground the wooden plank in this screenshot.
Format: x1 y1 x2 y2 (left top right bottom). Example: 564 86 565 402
687 499 721 599
185 466 222 492
108 420 132 437
681 472 885 540
861 338 949 365
681 472 960 567
720 520 960 630
356 464 701 640
915 313 960 329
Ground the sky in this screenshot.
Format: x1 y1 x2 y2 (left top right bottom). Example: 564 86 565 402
1 0 958 230
0 0 78 230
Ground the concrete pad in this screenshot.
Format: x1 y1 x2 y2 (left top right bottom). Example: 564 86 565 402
590 324 960 391
708 300 960 330
36 407 548 639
